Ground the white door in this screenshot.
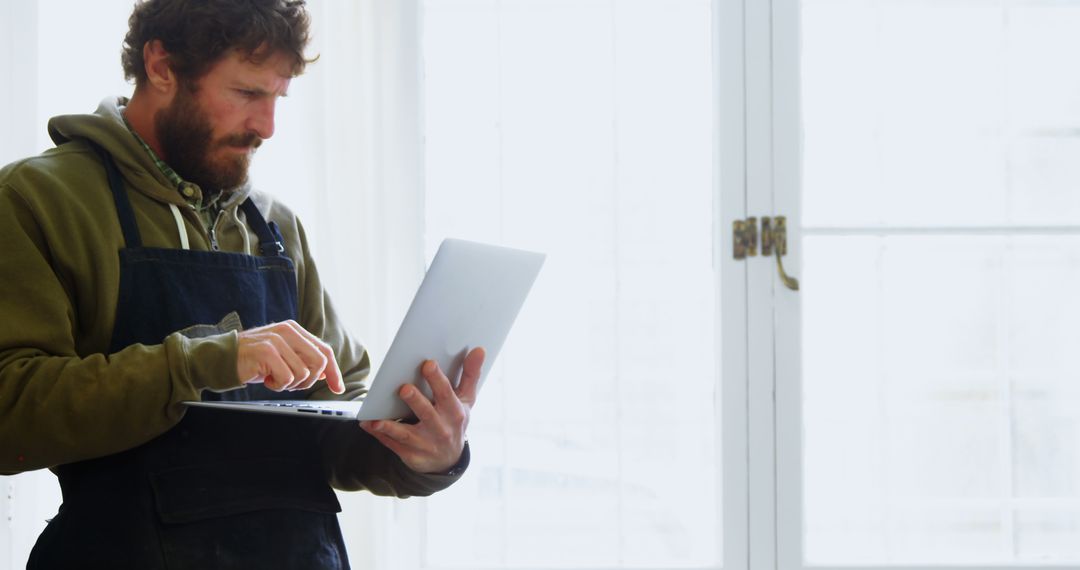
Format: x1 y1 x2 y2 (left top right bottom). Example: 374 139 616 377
771 0 1080 568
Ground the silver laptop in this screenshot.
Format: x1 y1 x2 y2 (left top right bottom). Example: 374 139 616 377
184 238 545 421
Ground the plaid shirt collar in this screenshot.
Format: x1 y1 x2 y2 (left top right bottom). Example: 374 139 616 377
121 112 184 189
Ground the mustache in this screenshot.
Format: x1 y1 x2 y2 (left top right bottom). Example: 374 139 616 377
217 133 263 149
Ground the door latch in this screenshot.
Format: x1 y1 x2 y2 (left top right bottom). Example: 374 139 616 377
732 215 800 291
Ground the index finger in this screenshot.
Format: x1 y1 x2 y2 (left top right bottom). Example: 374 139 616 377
281 320 345 395
319 345 344 394
456 347 486 405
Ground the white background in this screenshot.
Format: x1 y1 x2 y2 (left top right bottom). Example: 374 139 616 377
3 0 1080 569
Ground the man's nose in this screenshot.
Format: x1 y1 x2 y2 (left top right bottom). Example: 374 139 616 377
247 99 276 140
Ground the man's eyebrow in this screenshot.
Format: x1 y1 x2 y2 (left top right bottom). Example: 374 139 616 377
232 83 288 97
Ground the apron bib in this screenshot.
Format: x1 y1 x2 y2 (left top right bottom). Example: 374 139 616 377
28 144 350 569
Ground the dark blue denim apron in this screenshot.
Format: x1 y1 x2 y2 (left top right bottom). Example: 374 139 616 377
27 145 350 569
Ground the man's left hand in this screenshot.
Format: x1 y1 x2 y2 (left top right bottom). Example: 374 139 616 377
360 347 485 474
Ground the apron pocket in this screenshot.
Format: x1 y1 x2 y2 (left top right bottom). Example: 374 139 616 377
149 457 341 524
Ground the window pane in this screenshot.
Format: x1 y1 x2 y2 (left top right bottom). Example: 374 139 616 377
802 0 1080 228
802 233 1080 563
801 0 1080 563
422 0 719 568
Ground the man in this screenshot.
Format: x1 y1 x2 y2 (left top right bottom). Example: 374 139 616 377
0 1 481 567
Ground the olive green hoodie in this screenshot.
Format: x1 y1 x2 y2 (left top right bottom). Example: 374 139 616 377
0 97 462 495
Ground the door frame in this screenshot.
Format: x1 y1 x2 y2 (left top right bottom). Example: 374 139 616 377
716 0 751 568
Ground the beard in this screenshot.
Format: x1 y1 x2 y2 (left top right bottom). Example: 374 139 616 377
154 84 262 194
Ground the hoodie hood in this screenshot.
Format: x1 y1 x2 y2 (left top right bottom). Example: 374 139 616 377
47 96 253 209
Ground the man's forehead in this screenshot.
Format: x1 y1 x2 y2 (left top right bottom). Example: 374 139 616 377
209 50 294 90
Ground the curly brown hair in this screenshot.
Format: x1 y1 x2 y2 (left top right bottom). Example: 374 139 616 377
121 0 317 86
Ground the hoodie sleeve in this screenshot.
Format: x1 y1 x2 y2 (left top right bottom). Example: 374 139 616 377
0 180 244 475
290 219 466 497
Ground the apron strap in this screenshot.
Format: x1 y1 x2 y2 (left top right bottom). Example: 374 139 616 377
89 142 143 249
239 199 286 257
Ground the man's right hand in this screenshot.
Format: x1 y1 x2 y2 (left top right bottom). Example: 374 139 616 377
235 320 345 394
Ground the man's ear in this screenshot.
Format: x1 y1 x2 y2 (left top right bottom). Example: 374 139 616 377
143 39 176 94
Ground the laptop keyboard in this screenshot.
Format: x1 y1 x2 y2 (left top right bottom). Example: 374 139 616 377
257 402 347 416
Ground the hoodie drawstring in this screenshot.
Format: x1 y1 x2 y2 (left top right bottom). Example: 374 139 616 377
168 204 190 250
230 205 252 256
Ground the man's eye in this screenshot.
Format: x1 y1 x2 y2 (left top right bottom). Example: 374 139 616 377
237 89 259 98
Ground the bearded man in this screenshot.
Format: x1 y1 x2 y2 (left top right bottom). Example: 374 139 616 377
0 1 479 568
